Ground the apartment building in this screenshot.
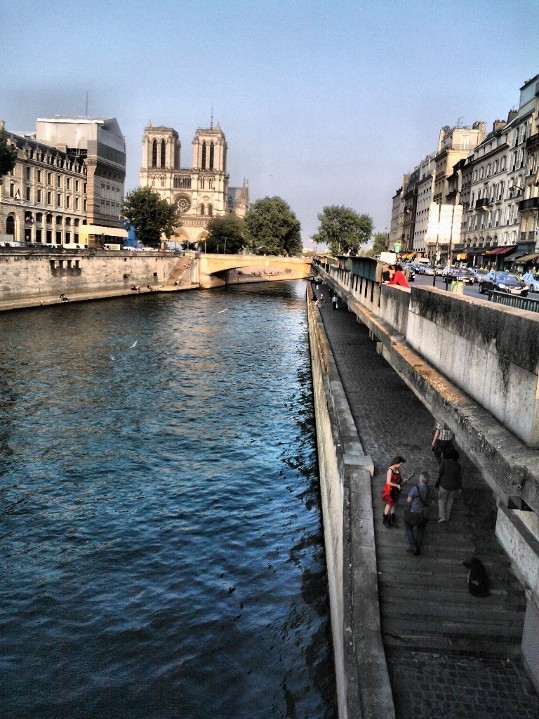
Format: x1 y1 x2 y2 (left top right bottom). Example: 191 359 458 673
0 126 88 246
1 116 127 248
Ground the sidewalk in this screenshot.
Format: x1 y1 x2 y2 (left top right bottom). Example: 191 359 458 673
315 285 539 719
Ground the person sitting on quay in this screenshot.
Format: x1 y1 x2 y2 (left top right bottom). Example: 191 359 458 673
385 264 409 288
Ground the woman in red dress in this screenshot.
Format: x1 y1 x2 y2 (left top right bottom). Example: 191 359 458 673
382 455 406 527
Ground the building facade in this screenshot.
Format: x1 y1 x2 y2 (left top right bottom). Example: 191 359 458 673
0 116 127 248
390 74 539 268
140 122 248 246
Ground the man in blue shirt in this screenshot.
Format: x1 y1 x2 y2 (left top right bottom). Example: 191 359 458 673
404 472 431 555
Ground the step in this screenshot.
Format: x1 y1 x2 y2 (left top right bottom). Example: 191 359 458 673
381 630 523 656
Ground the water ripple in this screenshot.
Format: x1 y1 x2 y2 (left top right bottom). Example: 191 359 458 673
0 282 335 719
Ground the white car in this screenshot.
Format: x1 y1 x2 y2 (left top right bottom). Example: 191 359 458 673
522 273 539 292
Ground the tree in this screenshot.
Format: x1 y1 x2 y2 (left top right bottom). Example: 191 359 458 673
368 231 390 257
205 214 246 253
0 128 17 183
311 206 373 256
244 196 302 256
123 187 181 248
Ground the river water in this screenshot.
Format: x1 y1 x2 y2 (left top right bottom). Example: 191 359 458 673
0 281 336 719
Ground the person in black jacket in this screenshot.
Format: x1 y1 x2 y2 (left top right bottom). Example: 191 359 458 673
436 445 462 522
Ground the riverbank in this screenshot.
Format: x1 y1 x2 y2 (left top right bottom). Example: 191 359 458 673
0 283 192 313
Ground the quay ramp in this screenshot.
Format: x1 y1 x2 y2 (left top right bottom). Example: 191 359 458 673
313 283 539 719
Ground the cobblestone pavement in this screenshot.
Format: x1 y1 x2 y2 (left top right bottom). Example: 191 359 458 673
313 285 539 719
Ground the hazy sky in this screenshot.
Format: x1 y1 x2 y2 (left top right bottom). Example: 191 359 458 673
2 0 537 245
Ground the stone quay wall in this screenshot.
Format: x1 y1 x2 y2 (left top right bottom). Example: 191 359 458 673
0 249 182 305
307 293 395 719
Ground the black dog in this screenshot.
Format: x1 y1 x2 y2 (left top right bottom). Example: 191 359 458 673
463 557 490 597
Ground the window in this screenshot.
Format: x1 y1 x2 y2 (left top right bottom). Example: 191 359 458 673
26 166 31 180
47 191 52 205
200 203 205 216
208 203 213 217
66 178 70 190
26 187 31 201
209 143 214 170
9 182 14 198
36 229 42 243
57 175 61 187
56 194 61 207
201 141 206 169
152 139 158 167
37 169 42 182
161 139 166 168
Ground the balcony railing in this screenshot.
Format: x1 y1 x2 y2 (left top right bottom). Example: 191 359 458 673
518 197 539 212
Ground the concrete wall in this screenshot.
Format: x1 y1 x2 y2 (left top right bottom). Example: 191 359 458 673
307 294 395 719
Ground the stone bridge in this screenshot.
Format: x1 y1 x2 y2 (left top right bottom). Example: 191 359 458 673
194 253 311 288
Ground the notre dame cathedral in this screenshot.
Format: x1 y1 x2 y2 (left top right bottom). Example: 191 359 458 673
140 121 248 246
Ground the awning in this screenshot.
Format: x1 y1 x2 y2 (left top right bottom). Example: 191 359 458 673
465 248 486 255
514 253 539 263
79 224 128 238
483 245 518 256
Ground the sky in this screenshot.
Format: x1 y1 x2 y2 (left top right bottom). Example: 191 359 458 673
2 0 538 247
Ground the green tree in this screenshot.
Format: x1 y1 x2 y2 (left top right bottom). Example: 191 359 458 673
368 231 390 257
205 214 246 253
0 128 17 183
123 187 181 248
312 205 373 256
244 196 302 256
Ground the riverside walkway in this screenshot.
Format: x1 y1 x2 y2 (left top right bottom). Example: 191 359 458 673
314 284 539 719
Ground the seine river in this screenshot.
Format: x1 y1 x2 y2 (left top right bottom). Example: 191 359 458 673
0 281 336 719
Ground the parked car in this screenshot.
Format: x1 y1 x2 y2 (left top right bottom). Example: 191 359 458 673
417 263 436 276
521 272 539 292
472 268 490 282
402 263 415 281
443 267 476 284
478 271 528 296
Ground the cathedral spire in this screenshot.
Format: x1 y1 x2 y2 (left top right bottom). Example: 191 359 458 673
210 107 213 130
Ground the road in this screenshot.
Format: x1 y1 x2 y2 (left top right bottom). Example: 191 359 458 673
411 272 539 301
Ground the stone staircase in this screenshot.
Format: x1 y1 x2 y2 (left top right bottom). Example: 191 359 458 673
165 257 193 287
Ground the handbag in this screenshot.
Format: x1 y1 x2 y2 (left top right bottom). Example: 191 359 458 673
404 508 423 526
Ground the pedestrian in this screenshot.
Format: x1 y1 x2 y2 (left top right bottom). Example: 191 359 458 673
332 295 338 310
436 445 462 522
431 421 454 463
386 264 409 288
381 455 412 528
404 471 431 555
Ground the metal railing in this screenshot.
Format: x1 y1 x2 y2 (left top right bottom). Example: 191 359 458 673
488 290 539 313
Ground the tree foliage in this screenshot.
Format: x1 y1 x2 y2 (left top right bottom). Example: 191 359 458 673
123 187 181 248
244 196 302 256
0 129 17 183
368 231 390 257
205 214 246 253
311 205 373 256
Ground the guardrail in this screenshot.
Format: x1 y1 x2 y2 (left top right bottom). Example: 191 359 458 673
488 290 539 313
